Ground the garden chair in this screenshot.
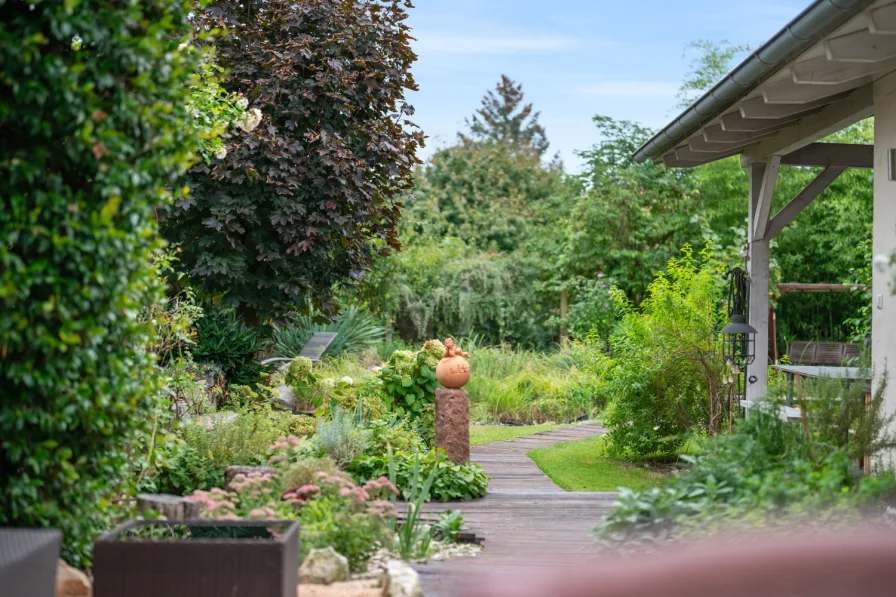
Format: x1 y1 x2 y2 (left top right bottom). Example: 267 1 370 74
787 341 860 366
260 332 338 366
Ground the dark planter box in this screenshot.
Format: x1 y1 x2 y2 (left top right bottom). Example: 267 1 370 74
94 519 299 597
0 528 62 597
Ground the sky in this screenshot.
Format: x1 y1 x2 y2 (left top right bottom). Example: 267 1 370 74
407 0 809 171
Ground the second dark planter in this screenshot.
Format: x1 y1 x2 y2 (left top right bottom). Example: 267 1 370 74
94 519 299 597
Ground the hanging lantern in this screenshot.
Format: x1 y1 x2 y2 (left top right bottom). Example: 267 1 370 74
722 267 757 369
722 313 757 368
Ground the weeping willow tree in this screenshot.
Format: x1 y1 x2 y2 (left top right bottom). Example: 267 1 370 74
357 238 555 349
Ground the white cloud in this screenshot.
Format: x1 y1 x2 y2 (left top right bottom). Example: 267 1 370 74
581 81 680 99
413 32 581 55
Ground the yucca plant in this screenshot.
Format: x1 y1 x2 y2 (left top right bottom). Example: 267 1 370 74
270 305 385 358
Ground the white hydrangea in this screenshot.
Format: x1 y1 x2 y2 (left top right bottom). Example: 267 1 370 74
340 376 354 386
214 146 227 160
236 108 262 132
236 96 249 110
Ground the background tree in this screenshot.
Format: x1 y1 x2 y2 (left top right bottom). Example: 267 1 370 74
406 141 562 252
164 0 424 324
675 40 751 109
0 0 203 565
460 75 549 156
563 116 698 304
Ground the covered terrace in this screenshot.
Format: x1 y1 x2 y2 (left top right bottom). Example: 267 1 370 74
633 0 896 428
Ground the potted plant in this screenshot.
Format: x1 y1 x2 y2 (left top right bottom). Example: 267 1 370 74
93 519 298 597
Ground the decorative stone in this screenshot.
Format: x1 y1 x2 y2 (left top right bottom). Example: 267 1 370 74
224 465 276 491
56 559 92 597
380 560 422 597
435 338 471 389
137 493 202 520
273 383 298 411
434 388 470 465
300 547 350 585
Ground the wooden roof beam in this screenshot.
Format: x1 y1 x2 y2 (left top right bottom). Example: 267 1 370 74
781 143 873 168
779 282 864 293
765 167 845 240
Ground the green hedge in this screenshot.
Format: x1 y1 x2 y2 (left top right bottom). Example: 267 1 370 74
0 0 201 566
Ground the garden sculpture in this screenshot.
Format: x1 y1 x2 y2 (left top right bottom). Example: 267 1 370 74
435 338 471 389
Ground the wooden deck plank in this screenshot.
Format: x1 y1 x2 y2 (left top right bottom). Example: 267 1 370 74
414 423 616 596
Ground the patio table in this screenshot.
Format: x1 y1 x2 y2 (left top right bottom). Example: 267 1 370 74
771 365 868 406
771 364 873 472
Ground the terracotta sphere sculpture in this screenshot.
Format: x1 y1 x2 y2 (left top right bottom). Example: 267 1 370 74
435 338 471 389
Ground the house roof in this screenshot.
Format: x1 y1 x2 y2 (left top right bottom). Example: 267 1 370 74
632 0 896 167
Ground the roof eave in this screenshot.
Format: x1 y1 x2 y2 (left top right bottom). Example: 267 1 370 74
631 0 874 164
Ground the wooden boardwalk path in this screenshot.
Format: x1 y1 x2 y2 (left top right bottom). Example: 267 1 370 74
415 424 619 596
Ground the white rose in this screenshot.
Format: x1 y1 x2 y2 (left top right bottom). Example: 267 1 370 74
236 96 249 110
214 146 227 160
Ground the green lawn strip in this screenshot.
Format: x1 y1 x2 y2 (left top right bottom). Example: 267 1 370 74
527 435 669 492
470 423 568 446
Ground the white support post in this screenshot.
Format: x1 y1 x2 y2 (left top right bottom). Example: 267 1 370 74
872 79 896 464
746 161 772 403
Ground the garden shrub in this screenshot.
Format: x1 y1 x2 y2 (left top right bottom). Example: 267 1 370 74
223 383 280 410
156 405 294 494
193 308 264 386
289 415 318 439
602 244 728 456
380 341 444 432
0 0 203 567
315 410 371 469
351 450 489 502
297 476 394 570
596 401 896 548
192 463 397 571
281 457 341 492
366 416 426 455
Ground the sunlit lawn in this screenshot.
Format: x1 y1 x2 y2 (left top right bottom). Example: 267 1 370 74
528 435 672 492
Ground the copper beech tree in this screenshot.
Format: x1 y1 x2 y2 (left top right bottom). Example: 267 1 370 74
164 0 424 323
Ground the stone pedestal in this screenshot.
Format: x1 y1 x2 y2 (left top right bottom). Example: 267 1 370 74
434 388 470 465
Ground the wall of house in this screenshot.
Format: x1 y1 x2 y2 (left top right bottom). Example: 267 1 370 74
872 79 896 460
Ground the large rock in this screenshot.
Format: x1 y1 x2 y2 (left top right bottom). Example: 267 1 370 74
274 384 298 411
300 547 350 585
434 388 470 464
56 559 91 597
380 560 422 597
